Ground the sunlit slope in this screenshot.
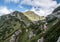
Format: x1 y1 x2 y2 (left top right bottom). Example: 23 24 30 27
24 11 45 21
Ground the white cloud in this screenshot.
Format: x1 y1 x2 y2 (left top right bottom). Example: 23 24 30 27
5 0 20 3
30 6 54 16
21 0 57 8
4 0 60 16
20 0 60 16
0 6 14 16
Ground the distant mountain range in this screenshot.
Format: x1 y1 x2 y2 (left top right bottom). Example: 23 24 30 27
0 6 60 42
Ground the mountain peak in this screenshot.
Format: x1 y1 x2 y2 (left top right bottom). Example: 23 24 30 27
53 6 60 13
24 11 45 21
12 11 22 14
24 11 39 17
25 11 35 14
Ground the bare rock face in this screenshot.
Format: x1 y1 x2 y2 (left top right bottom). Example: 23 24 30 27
26 29 28 32
10 30 22 42
57 36 60 42
29 31 34 39
37 37 44 42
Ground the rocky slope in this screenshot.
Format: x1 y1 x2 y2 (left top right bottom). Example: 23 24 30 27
0 11 45 42
0 6 60 42
43 6 60 42
0 11 32 42
24 11 45 21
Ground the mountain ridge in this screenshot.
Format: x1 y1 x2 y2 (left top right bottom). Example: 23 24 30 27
24 11 45 21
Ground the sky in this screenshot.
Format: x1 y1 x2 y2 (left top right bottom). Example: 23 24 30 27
0 0 60 16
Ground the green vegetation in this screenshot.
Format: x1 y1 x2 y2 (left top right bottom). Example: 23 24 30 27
0 6 60 42
0 11 31 42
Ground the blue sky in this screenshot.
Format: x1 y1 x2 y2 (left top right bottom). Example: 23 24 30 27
0 0 60 16
56 0 60 3
0 0 32 12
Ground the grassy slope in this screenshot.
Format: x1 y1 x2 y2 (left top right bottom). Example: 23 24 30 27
0 11 31 42
43 16 60 42
24 11 45 21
